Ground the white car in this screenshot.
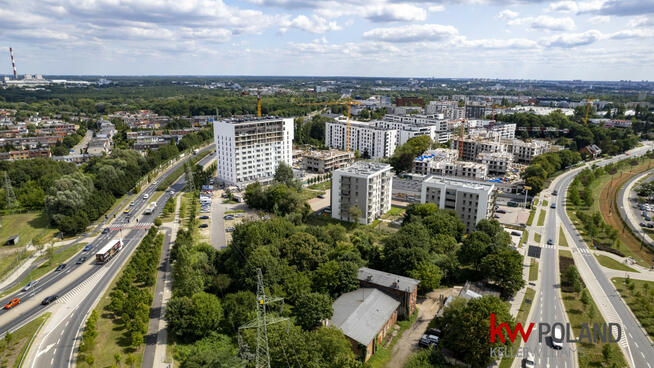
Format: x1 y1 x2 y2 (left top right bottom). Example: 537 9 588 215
143 193 149 199
523 351 535 368
22 280 38 292
170 190 175 195
552 325 563 349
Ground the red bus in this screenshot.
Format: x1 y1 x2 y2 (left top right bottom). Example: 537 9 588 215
95 239 123 264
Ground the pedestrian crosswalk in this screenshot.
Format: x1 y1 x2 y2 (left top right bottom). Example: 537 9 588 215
55 266 108 305
108 223 153 231
542 243 556 249
574 247 592 255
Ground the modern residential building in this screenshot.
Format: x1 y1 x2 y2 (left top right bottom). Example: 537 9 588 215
420 176 496 232
302 149 354 173
450 138 507 161
477 151 514 176
468 122 517 140
375 114 451 145
357 267 420 319
213 117 294 186
466 104 492 119
413 150 488 179
502 138 550 164
325 119 397 158
329 288 400 362
331 162 393 225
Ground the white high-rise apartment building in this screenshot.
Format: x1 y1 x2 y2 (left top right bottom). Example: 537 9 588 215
420 176 496 232
325 119 397 158
331 162 393 225
213 117 293 186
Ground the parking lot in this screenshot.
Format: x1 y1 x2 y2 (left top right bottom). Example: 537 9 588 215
493 204 530 227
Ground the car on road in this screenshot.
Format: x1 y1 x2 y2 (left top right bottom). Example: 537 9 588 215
130 201 136 206
143 193 149 199
83 244 92 252
522 351 535 368
552 190 558 196
317 194 325 199
76 256 87 264
4 298 21 309
22 280 38 292
226 226 235 232
550 203 556 209
551 324 563 349
418 334 439 348
55 264 67 272
124 208 130 214
199 215 210 219
170 190 175 195
102 228 110 234
41 295 58 305
547 239 553 245
199 224 209 228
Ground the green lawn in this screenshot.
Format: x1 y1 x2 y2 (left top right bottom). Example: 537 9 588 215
595 255 639 273
382 206 405 219
611 278 654 341
559 249 572 258
308 180 331 191
537 209 546 226
526 208 536 226
519 230 529 247
559 226 569 247
542 200 548 207
0 211 58 248
529 259 539 281
365 311 418 368
534 232 541 243
559 254 627 367
498 288 536 368
0 312 50 368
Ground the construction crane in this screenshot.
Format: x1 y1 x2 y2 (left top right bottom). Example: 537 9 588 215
458 119 465 159
301 97 361 152
240 87 263 118
583 98 593 125
489 104 510 130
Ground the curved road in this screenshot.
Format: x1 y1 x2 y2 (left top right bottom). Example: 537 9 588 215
617 169 654 252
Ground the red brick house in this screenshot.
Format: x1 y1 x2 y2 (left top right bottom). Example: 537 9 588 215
357 267 420 319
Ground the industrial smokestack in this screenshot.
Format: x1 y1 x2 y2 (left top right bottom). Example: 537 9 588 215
9 47 17 80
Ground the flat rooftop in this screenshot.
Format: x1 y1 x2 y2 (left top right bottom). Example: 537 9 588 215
303 149 353 159
424 175 495 191
215 116 285 124
336 161 391 176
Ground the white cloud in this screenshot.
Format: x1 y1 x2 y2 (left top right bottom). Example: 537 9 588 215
628 15 654 27
461 38 538 49
497 9 519 20
588 15 611 24
610 29 654 39
280 15 342 34
428 5 446 12
363 3 427 22
363 24 459 42
509 15 576 31
547 1 606 14
546 30 602 47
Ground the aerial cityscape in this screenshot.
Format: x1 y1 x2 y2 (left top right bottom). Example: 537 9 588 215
1 1 654 368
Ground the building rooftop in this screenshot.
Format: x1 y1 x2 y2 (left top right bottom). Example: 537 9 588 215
424 175 496 191
330 288 400 346
358 267 420 293
336 162 391 176
303 149 353 160
215 116 285 124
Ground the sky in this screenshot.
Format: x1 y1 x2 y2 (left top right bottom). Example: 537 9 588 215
1 0 654 80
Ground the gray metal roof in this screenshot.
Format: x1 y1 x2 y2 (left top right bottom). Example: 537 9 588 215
358 267 420 293
329 288 400 346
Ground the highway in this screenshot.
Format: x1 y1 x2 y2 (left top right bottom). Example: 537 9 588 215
0 147 214 368
548 146 654 368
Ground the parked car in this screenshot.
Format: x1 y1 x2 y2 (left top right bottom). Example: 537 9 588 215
641 222 648 227
4 298 20 309
523 351 535 368
234 213 244 218
76 256 87 264
83 244 93 252
199 215 210 220
22 280 38 292
550 203 556 209
496 209 507 214
224 215 235 220
102 228 110 234
418 334 439 348
510 231 521 236
226 226 235 232
426 328 441 337
648 223 654 229
317 194 325 199
199 224 209 228
55 264 67 272
41 295 58 305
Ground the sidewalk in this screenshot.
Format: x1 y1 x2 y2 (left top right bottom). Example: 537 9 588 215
143 194 181 368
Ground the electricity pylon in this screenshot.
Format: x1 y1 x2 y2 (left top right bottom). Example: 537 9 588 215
3 171 17 208
238 268 288 368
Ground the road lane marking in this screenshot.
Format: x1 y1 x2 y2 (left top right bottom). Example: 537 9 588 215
35 344 55 357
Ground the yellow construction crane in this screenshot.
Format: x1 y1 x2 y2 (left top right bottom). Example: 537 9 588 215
583 98 593 125
301 97 361 152
256 88 262 118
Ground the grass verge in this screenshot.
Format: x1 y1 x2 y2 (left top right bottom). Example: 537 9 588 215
526 209 536 226
533 198 539 206
559 253 627 367
542 200 548 207
529 259 539 281
611 277 654 341
534 232 541 243
594 254 639 273
0 312 50 368
559 226 569 247
519 230 529 247
537 209 546 226
498 288 536 368
365 311 418 368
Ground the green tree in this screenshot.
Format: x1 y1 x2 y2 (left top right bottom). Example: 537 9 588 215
389 135 432 173
312 260 359 298
274 162 295 186
348 205 362 224
480 249 525 299
458 231 492 271
294 292 333 331
166 292 224 342
222 291 256 334
582 189 594 207
177 333 244 368
409 262 442 293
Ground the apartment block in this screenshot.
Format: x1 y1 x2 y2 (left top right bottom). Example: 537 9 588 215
468 123 516 140
213 117 293 186
325 119 397 158
502 138 550 164
478 151 514 176
450 138 507 161
420 176 496 232
413 149 488 179
302 149 354 173
331 162 393 225
375 114 450 145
